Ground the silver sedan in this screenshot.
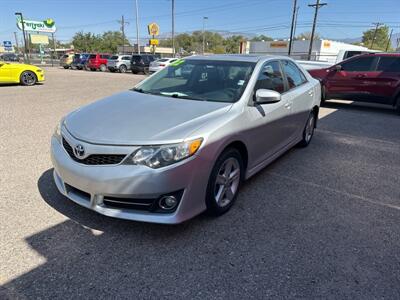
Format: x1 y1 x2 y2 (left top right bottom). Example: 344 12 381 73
51 55 321 224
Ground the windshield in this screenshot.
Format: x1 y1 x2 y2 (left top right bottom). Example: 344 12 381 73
134 59 255 103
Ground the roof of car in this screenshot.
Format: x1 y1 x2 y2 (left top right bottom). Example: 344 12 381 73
185 54 286 63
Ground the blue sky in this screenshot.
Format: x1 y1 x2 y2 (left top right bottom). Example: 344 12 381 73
1 0 400 45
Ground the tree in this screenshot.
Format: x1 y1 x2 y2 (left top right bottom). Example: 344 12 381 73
251 35 273 42
71 31 130 53
224 35 245 53
295 32 320 40
361 25 391 51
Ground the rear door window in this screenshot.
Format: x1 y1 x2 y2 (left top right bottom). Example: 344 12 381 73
341 56 376 72
376 57 400 72
89 54 96 59
110 55 119 60
122 56 131 61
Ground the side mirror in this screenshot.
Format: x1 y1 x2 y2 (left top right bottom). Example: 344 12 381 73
254 89 281 105
334 65 342 72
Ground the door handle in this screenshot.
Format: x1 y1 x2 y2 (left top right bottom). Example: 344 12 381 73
284 102 291 109
308 90 314 96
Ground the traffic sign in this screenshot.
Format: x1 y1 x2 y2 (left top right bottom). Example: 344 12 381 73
3 41 13 51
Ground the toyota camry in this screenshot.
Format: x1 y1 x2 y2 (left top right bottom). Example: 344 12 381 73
51 55 321 224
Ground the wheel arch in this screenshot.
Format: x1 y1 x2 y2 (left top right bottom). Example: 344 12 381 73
219 140 249 174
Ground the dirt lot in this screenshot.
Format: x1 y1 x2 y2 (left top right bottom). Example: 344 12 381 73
1 67 400 299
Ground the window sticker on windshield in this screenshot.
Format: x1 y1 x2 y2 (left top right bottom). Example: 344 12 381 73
170 59 184 67
237 80 245 86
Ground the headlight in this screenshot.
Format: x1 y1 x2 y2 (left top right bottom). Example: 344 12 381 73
54 118 64 141
126 138 203 168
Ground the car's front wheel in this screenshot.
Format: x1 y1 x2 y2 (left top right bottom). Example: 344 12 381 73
100 64 107 72
119 65 127 73
20 71 37 86
298 110 317 147
206 148 243 216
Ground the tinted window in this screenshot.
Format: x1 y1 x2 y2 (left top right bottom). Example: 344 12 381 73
89 54 96 59
122 56 131 60
110 55 119 60
377 57 400 72
100 55 110 59
254 61 285 93
344 51 363 60
282 60 307 89
341 56 375 72
132 56 141 61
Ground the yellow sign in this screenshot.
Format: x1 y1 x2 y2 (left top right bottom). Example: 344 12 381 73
323 41 331 48
30 34 49 45
147 22 160 36
150 39 159 46
270 41 288 48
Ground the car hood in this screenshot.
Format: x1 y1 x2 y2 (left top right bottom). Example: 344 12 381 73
65 91 232 145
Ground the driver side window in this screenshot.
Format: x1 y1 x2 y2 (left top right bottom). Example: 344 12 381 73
254 61 285 93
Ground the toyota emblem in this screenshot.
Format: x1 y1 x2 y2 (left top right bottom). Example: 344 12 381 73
74 144 85 159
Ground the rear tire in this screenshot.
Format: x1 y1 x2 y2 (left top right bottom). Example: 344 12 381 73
205 148 243 216
298 110 317 147
63 66 69 69
90 68 96 71
132 70 138 74
20 71 37 86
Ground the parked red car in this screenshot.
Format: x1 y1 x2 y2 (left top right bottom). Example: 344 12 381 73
308 53 400 113
86 53 111 72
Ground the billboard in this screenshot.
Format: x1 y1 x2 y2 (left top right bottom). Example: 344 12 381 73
16 18 56 33
147 23 160 36
30 34 49 45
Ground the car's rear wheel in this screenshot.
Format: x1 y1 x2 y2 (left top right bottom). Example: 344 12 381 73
143 67 149 75
90 68 96 71
63 66 69 69
206 148 243 216
20 71 37 86
100 64 107 72
298 110 316 147
109 68 115 73
119 65 127 73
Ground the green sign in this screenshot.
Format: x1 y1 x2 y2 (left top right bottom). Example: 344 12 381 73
16 18 56 33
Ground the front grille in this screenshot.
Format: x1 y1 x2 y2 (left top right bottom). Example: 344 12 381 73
62 138 126 165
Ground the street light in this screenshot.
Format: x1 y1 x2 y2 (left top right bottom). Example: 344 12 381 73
202 16 208 54
15 12 29 63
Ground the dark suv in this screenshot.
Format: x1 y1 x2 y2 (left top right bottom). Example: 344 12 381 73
130 54 157 74
308 53 400 113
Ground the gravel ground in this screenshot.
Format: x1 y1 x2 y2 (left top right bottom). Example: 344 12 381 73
1 68 400 299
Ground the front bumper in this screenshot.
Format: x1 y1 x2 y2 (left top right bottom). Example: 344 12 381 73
50 133 211 224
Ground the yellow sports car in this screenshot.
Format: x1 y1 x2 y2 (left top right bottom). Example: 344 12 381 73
0 61 45 86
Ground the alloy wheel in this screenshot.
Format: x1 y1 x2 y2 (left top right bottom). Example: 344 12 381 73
21 71 36 86
214 157 241 207
305 113 315 143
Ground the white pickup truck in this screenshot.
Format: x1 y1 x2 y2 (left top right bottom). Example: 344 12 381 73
298 49 380 70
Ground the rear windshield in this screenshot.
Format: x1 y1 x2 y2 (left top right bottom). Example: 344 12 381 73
132 56 141 61
157 59 169 62
89 54 96 59
110 55 119 60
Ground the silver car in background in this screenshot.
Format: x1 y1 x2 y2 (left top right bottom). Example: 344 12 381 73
51 55 321 224
107 54 132 73
149 57 178 73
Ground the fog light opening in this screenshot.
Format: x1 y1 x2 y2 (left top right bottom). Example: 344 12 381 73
159 196 178 210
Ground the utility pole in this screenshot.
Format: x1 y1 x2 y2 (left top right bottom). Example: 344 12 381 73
385 28 393 52
135 0 140 54
13 32 20 54
307 0 327 60
370 22 382 49
172 0 175 57
202 16 208 55
288 0 297 56
118 15 129 54
15 12 29 64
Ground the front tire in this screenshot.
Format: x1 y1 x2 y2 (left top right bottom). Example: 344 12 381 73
298 110 316 147
20 71 37 86
119 64 127 73
206 148 243 216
